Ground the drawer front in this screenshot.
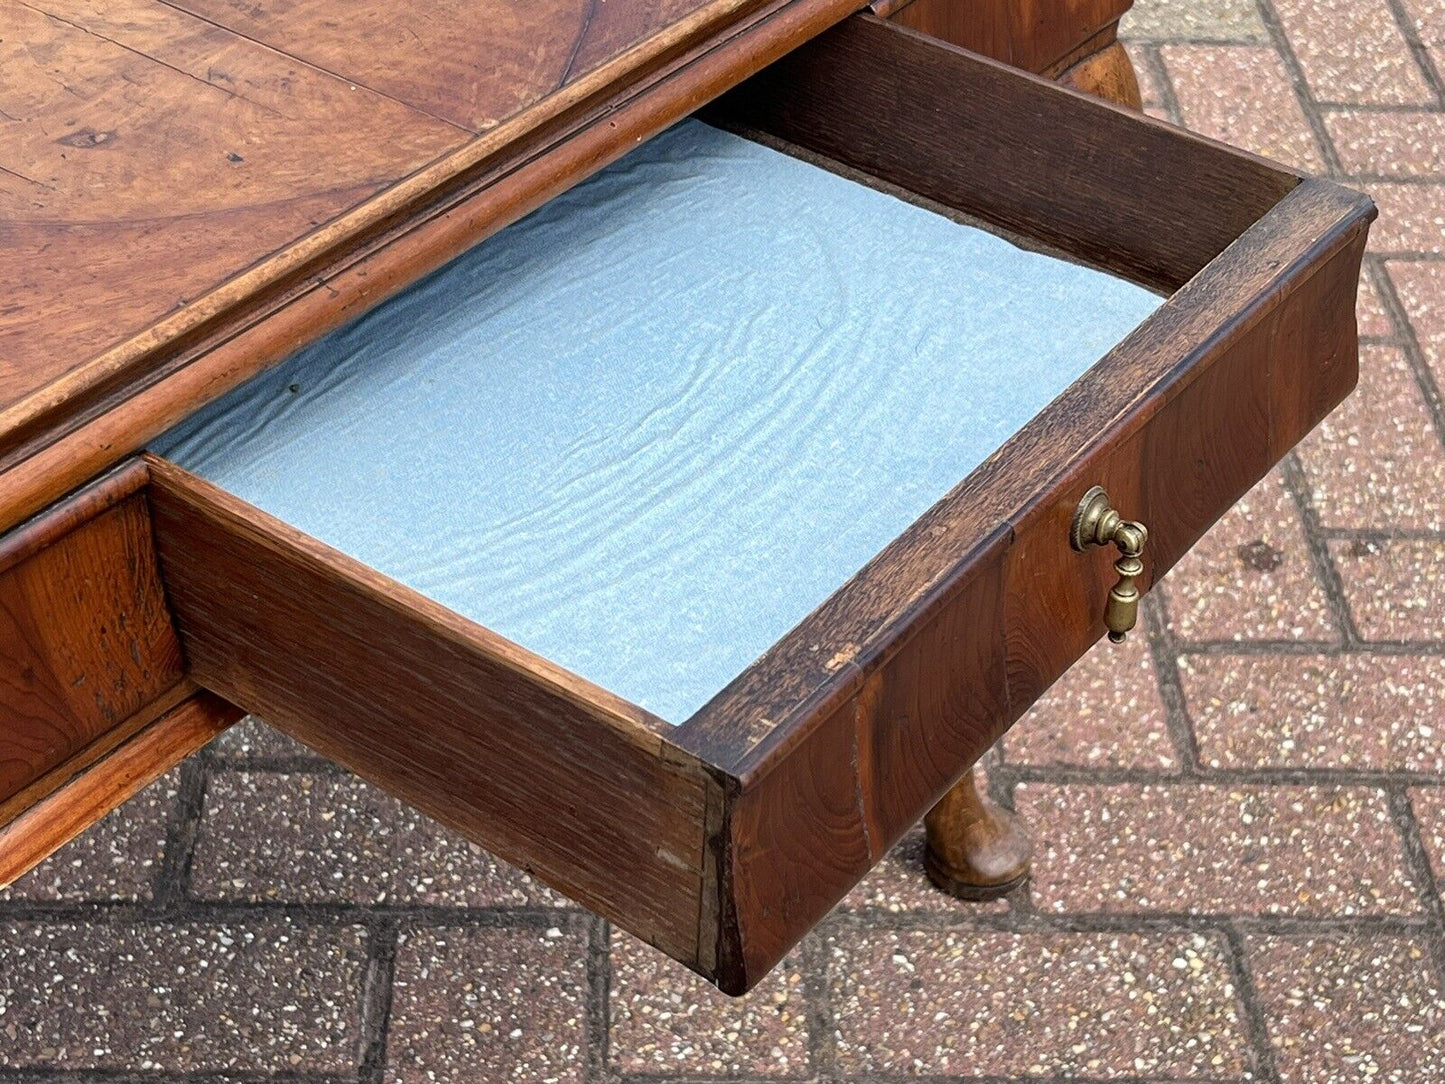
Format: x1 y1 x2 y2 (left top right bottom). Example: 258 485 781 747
0 462 186 812
712 207 1368 991
685 15 1373 991
1003 223 1365 710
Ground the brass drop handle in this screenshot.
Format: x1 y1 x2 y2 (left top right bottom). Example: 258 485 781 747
1069 486 1149 643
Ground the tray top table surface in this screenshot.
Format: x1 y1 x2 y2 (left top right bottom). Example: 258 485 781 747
0 0 862 516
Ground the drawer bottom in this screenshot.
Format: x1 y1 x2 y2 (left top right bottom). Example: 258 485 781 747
151 119 1161 728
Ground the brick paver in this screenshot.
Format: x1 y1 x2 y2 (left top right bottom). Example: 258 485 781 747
1331 537 1445 641
1327 110 1445 176
192 771 569 908
0 769 180 902
386 926 589 1084
1248 935 1445 1083
1181 653 1445 772
1388 259 1445 378
1162 44 1327 170
1300 344 1445 531
1018 782 1421 915
1005 632 1178 768
609 935 810 1076
1270 0 1436 106
1364 183 1445 254
3 1 1442 1080
1158 469 1339 643
0 920 369 1072
827 929 1250 1078
1412 786 1445 884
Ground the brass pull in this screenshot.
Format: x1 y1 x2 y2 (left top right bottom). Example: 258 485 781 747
1070 486 1148 643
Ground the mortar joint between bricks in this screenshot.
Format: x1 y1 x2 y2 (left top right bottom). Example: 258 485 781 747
1253 0 1347 176
586 915 612 1083
1385 787 1445 988
1278 452 1363 647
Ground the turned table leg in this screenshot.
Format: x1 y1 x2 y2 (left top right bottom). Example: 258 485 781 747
900 0 1145 900
924 766 1032 899
1056 40 1143 109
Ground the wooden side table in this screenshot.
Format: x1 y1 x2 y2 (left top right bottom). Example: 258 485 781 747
0 0 1372 995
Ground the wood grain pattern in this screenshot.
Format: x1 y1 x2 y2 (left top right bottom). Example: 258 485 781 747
714 13 1298 292
0 0 464 408
0 460 185 805
0 0 864 531
171 0 723 130
1000 219 1371 712
874 0 1132 74
714 546 1009 990
0 692 240 887
144 456 715 966
0 679 194 828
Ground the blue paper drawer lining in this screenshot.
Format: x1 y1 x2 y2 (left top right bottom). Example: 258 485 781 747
153 120 1164 724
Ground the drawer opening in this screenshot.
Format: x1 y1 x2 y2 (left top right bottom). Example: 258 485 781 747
149 118 1162 727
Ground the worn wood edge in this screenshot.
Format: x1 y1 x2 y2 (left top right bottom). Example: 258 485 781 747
0 0 867 528
0 680 197 829
677 177 1376 775
142 455 676 749
693 769 734 977
0 692 241 888
0 458 150 575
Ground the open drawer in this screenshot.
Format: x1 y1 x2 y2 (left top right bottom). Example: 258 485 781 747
134 15 1371 993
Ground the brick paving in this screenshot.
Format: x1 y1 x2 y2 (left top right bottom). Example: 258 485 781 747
2 1 1443 1080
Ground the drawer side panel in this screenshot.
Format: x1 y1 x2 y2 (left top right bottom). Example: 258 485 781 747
146 462 712 966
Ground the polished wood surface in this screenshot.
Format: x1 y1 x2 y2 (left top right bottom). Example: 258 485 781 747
0 460 185 806
0 692 240 887
0 0 863 530
1 0 461 411
924 769 1033 899
0 0 735 401
145 457 715 968
875 0 1131 74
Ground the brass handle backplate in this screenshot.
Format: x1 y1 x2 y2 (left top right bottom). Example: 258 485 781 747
1070 486 1148 643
